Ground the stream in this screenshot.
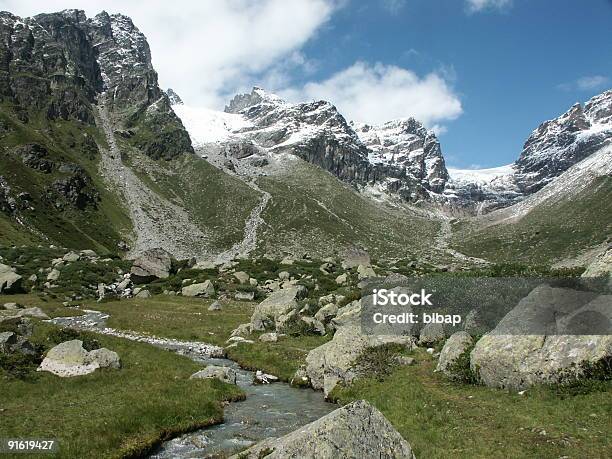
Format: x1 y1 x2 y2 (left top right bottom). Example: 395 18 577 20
48 310 335 458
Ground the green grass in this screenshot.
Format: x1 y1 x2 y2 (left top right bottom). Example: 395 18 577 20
227 333 331 381
93 296 254 346
452 176 612 265
330 351 612 459
0 322 244 459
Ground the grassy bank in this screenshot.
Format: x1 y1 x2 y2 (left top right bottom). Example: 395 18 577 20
0 322 244 459
330 350 612 459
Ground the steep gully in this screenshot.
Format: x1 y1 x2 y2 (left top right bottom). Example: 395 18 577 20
48 311 334 458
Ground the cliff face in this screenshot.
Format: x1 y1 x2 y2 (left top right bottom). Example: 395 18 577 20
0 9 192 160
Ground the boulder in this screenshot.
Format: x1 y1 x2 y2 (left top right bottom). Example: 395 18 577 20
250 286 306 331
208 301 222 311
233 271 250 284
335 273 348 285
275 309 300 334
357 264 376 280
38 340 121 377
278 271 290 280
80 249 97 257
470 285 612 390
314 303 339 323
259 332 278 343
418 323 445 346
3 302 22 310
436 331 474 379
182 280 215 297
46 269 61 281
341 248 371 269
0 332 17 353
0 307 49 323
582 248 611 278
301 316 326 335
253 370 279 384
0 263 22 293
190 365 236 384
280 257 294 265
130 248 172 281
231 400 414 459
0 331 34 355
249 277 258 286
135 289 151 299
235 291 255 301
303 324 414 397
230 323 251 337
195 260 216 270
62 251 80 262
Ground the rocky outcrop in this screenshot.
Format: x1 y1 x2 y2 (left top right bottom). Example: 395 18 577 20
0 10 193 160
436 331 474 379
470 285 612 390
231 400 415 459
130 248 172 281
38 340 120 377
250 286 307 331
582 247 612 278
0 263 22 293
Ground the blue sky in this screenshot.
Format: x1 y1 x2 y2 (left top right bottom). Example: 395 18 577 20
290 0 612 168
5 0 611 168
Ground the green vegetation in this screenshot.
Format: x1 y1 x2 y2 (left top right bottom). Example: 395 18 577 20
227 334 331 381
452 176 612 265
331 351 612 459
94 296 253 346
257 161 440 260
0 322 244 459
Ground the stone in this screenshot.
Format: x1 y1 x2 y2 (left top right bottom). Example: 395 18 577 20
208 301 222 311
0 332 17 353
436 331 474 379
249 277 258 286
80 249 97 257
0 307 49 322
278 271 290 280
28 274 38 282
38 340 120 377
230 323 251 337
253 370 279 384
280 257 294 265
275 309 300 334
582 248 611 278
301 316 326 335
231 400 414 459
259 332 278 343
470 285 612 390
335 273 348 285
341 248 371 269
47 269 61 281
233 271 250 284
418 323 445 346
303 324 414 396
395 356 415 366
181 280 215 297
235 291 255 301
3 303 22 310
135 289 151 299
250 286 306 331
190 365 237 384
62 251 80 262
195 260 216 270
0 263 22 293
463 309 480 334
88 348 121 369
357 264 376 279
314 303 339 323
130 248 172 281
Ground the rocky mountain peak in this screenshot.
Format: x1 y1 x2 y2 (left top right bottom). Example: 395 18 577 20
166 88 183 105
225 86 286 114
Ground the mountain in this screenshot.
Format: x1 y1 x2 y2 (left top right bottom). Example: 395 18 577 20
0 8 609 268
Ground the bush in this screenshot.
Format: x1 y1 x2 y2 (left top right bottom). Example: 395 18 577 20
46 328 100 351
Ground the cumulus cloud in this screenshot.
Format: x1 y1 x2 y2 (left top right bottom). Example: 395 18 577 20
2 0 338 107
280 62 462 127
557 75 610 92
466 0 512 13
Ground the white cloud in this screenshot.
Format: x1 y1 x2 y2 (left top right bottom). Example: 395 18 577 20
1 0 338 108
466 0 512 13
280 62 463 127
381 0 407 14
557 75 610 92
576 75 610 91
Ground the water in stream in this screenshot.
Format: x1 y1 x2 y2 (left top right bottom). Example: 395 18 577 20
49 310 335 458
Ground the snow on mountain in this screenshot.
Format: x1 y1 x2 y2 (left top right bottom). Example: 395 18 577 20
172 105 252 146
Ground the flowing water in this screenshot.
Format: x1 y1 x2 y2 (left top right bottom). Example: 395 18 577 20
49 310 335 458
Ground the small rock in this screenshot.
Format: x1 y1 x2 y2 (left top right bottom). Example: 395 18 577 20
254 370 279 384
259 332 278 343
235 291 255 301
190 365 237 384
135 289 151 299
233 271 250 284
208 301 222 311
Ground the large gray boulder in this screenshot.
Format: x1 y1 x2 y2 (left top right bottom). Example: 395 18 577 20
436 331 474 379
38 340 121 377
230 400 415 459
0 307 49 323
418 322 445 346
0 263 22 293
130 248 172 281
181 280 215 297
190 365 237 384
470 285 612 390
303 325 413 396
250 286 306 331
